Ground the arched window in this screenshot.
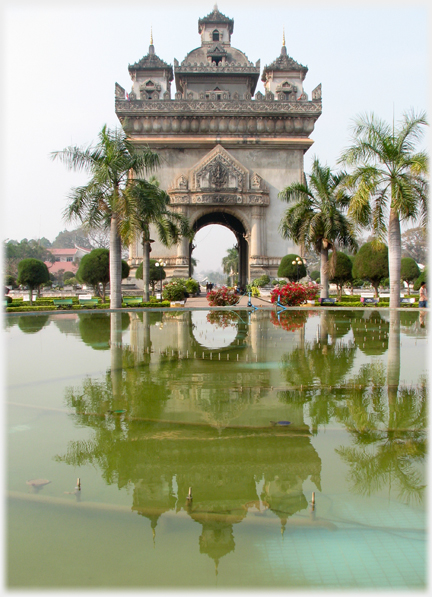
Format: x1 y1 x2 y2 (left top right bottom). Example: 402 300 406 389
212 30 220 41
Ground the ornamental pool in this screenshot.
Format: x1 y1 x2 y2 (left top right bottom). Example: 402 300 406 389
5 308 427 589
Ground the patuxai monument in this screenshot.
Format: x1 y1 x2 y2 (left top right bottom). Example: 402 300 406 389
115 5 322 285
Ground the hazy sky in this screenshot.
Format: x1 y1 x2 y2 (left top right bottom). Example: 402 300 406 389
1 0 429 273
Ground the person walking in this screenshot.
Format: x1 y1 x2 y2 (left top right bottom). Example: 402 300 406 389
419 281 427 308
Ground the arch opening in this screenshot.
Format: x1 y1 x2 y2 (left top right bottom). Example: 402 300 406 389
190 212 249 287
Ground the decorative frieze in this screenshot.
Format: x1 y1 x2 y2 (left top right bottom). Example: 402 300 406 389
115 98 321 114
169 194 269 205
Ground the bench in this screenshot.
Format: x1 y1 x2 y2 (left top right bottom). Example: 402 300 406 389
123 297 144 306
318 298 336 305
360 297 379 305
400 298 416 306
79 298 99 308
53 299 73 309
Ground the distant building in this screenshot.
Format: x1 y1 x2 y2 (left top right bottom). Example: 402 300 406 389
45 247 91 275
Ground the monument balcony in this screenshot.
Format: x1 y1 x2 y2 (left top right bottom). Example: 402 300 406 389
115 97 322 139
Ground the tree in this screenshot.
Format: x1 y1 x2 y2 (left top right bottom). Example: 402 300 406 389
329 251 353 299
400 257 420 294
124 176 191 301
413 267 427 291
352 241 389 297
279 158 358 298
222 246 239 286
310 270 320 282
135 259 166 295
77 249 129 302
52 125 161 308
277 254 307 281
51 227 93 249
17 258 50 304
5 238 55 277
401 225 428 265
339 110 428 308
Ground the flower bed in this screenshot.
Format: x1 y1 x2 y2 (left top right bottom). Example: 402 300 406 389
206 286 239 306
271 282 319 307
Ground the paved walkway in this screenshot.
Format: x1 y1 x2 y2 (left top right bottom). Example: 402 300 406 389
184 293 274 309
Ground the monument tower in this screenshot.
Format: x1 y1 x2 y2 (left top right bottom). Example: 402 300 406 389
115 5 322 285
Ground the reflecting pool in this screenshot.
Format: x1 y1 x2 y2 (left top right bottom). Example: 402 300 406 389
5 309 428 589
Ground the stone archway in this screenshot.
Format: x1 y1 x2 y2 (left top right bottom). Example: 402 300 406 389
190 209 249 287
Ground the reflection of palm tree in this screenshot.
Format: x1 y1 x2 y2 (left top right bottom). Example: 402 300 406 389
335 360 426 505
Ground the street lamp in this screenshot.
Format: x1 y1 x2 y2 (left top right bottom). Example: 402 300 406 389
154 260 166 300
292 257 303 282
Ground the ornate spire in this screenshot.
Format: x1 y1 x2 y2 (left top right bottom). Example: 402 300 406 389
149 26 154 55
281 28 287 56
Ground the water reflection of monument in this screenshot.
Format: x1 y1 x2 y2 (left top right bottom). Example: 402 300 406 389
58 310 323 573
58 308 427 572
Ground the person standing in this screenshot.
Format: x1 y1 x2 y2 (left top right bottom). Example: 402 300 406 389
419 281 427 307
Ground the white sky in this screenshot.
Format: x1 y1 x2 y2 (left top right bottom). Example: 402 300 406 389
1 0 429 273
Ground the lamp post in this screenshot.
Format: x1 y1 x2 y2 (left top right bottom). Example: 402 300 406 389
154 260 166 300
292 257 303 282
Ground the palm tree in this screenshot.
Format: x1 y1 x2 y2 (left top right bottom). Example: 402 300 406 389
279 158 358 298
222 246 239 286
52 125 160 308
339 111 428 308
124 177 191 301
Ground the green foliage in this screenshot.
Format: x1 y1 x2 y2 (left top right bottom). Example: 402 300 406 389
352 242 389 296
400 257 420 288
413 268 427 291
277 254 307 281
222 246 239 279
63 271 76 281
136 259 167 292
162 280 186 301
5 239 55 277
17 259 50 304
5 295 13 304
310 270 320 281
184 278 200 295
252 275 270 287
5 275 17 287
330 251 353 297
77 249 129 300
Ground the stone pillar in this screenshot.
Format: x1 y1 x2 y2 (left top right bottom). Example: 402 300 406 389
250 206 263 258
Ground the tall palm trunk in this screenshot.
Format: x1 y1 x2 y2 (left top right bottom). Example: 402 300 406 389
388 208 401 309
142 240 151 302
320 245 329 299
110 215 122 309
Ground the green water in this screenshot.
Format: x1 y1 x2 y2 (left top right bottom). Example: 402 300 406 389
5 309 427 589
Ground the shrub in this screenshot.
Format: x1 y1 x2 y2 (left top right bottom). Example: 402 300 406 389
414 268 427 291
278 254 307 281
271 282 319 306
207 286 239 306
5 295 13 305
252 275 270 287
185 278 200 295
310 270 320 282
162 280 186 301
